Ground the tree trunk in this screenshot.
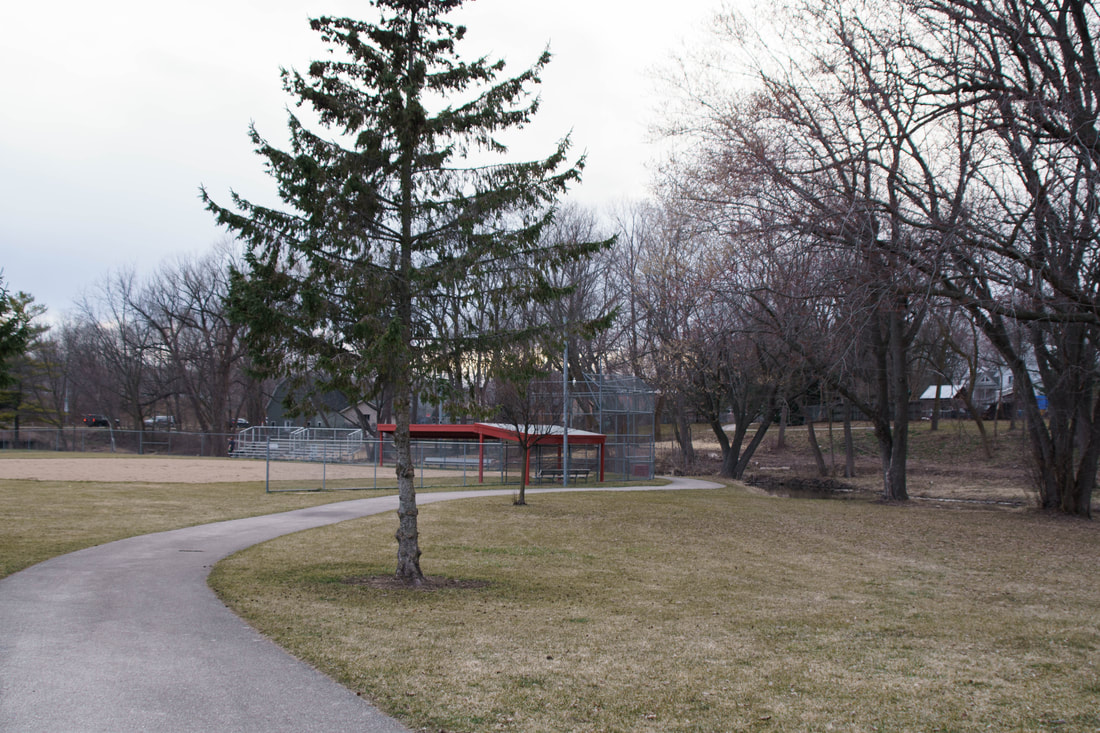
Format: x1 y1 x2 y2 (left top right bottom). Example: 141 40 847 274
720 417 748 479
930 374 943 432
516 445 529 505
806 416 828 477
843 402 856 478
722 390 778 479
709 418 732 459
1068 415 1099 518
675 399 695 466
653 394 665 442
882 309 910 502
393 378 423 584
729 418 775 479
959 389 993 459
882 439 907 501
394 23 424 584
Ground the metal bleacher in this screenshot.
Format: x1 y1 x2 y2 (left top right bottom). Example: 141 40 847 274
230 426 367 463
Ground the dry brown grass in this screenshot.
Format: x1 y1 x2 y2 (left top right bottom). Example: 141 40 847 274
210 484 1100 732
0 473 387 578
662 420 1046 509
0 452 621 579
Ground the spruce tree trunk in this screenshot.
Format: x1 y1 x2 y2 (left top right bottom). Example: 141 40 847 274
394 14 423 584
393 378 423 583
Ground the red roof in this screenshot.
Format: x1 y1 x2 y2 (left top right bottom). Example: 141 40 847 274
375 422 605 445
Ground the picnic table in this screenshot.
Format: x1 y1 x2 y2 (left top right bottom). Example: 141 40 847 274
535 467 590 483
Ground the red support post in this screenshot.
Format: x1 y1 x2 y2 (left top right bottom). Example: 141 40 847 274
478 434 485 484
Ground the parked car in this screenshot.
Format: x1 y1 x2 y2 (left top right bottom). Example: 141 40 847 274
227 418 250 429
82 414 114 427
143 415 176 429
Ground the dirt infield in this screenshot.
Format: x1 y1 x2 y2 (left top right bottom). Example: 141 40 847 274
0 456 407 484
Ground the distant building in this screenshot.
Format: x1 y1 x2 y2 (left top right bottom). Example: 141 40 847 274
916 384 964 419
264 380 375 431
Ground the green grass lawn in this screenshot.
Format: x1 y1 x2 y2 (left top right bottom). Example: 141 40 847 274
210 484 1100 732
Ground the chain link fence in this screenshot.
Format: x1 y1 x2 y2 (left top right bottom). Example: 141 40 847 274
0 427 644 492
0 427 239 457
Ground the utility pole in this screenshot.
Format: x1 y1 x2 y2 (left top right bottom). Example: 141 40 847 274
563 340 569 487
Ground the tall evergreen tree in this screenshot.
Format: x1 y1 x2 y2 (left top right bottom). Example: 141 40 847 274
203 0 603 583
0 276 33 422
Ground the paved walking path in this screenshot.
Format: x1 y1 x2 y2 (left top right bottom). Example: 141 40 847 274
0 478 720 732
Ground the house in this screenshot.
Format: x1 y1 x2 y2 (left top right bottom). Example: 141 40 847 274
916 384 964 419
969 370 1014 408
962 358 1048 419
264 381 376 431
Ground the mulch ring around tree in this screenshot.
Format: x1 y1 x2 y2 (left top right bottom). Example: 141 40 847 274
342 576 491 592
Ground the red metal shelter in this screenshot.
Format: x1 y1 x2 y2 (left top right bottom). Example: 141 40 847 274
375 422 605 482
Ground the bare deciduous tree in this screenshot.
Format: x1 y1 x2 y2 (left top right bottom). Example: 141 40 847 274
77 270 160 431
908 0 1100 515
130 244 247 451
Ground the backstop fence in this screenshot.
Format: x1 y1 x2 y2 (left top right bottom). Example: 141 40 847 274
242 432 620 492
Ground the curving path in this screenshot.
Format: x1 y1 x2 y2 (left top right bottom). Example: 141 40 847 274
0 478 720 732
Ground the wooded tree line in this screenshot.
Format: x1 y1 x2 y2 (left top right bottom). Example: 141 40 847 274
650 0 1100 516
4 0 1096 520
4 245 259 453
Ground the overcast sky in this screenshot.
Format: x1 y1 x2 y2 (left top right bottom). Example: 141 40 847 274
1 0 732 319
